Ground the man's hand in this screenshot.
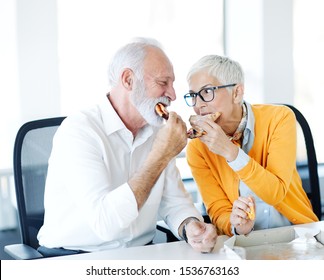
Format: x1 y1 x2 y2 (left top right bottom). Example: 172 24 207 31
183 219 217 253
128 111 187 210
152 111 187 160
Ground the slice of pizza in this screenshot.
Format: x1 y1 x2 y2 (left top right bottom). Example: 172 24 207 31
187 112 221 139
246 197 255 220
155 103 169 120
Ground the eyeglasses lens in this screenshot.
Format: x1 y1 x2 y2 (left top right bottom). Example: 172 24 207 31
200 88 214 102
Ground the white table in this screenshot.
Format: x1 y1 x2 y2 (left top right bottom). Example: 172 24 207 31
44 235 237 260
41 221 324 260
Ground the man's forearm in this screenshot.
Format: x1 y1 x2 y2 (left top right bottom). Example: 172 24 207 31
128 150 171 209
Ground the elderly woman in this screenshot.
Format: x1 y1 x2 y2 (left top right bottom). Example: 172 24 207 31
184 55 318 236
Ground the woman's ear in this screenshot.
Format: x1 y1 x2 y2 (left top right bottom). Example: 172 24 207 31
121 68 133 90
233 84 244 104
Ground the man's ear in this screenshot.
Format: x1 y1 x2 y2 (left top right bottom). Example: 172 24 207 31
233 84 244 104
121 68 134 90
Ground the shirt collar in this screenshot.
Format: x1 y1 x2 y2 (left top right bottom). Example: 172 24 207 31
99 94 127 136
98 94 156 141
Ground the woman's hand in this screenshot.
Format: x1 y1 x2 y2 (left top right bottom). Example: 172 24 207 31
196 118 239 162
230 196 255 235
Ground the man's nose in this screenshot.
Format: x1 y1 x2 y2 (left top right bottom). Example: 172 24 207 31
166 85 176 101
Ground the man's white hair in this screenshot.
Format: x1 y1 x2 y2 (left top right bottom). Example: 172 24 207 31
108 37 164 87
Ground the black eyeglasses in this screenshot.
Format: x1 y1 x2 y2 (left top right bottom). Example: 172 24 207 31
183 83 237 107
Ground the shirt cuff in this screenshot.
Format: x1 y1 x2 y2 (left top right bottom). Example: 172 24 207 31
231 225 254 236
227 148 249 171
231 225 239 235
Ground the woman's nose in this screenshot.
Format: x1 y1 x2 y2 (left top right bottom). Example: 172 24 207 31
194 100 208 115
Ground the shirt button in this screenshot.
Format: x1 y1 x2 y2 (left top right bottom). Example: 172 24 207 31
263 209 268 213
292 218 297 222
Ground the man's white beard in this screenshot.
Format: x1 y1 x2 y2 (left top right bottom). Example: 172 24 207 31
130 78 170 127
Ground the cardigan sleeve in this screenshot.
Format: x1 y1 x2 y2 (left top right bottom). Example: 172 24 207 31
187 140 237 236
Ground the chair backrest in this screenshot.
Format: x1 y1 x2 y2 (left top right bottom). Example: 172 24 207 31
283 104 322 220
13 117 65 249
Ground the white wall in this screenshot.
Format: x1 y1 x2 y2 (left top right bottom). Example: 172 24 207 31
225 0 294 104
0 0 302 170
0 0 20 169
0 0 61 169
16 0 61 120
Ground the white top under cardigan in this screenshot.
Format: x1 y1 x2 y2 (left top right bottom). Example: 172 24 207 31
37 96 202 252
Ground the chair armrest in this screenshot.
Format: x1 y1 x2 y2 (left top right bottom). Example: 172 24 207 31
156 221 178 242
4 244 44 260
156 220 171 233
194 202 211 223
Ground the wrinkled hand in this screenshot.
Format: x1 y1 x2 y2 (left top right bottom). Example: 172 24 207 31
230 196 255 235
152 111 187 159
186 220 217 253
196 118 239 162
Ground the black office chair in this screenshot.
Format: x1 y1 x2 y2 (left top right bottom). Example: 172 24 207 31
4 117 66 259
283 104 322 220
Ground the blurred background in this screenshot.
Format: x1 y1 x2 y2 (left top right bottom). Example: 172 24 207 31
1 0 324 258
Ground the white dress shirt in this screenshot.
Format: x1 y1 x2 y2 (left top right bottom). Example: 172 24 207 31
37 96 202 252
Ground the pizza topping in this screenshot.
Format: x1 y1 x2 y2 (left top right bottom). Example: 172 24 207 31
155 103 169 120
246 197 255 220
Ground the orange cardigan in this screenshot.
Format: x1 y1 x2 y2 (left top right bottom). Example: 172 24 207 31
186 104 318 236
